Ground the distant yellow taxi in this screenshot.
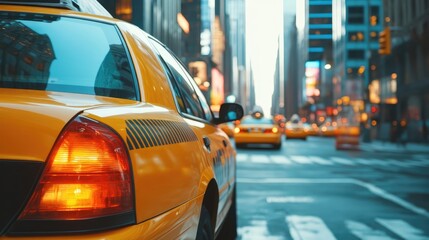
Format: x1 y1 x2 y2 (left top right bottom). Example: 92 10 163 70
319 120 338 137
336 125 360 150
234 112 282 149
285 114 307 140
0 1 243 239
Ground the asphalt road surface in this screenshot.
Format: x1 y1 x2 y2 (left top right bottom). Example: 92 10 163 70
234 136 429 240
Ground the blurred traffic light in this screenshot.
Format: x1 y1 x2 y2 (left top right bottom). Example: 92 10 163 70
371 105 378 114
379 27 391 55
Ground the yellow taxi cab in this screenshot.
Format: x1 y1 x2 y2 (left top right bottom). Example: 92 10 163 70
303 122 319 136
335 125 360 149
233 112 282 149
319 118 338 137
0 1 243 239
284 114 307 140
335 116 360 150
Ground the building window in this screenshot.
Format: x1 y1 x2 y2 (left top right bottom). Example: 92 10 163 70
309 5 332 14
348 49 365 59
348 6 364 24
370 31 378 42
348 31 365 42
370 6 380 26
309 18 332 24
310 29 332 35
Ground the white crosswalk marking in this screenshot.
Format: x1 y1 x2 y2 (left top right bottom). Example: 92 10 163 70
250 155 270 163
235 154 427 168
270 155 293 164
237 153 248 162
308 156 334 165
330 157 355 165
289 155 313 164
346 220 397 240
354 158 374 165
367 158 391 166
376 219 429 240
238 220 285 240
286 215 337 240
385 159 412 167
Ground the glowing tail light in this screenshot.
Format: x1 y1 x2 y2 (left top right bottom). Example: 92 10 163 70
264 127 278 133
19 116 133 220
234 127 241 134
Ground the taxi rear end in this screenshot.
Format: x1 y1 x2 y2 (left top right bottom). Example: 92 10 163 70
234 114 282 149
0 1 241 239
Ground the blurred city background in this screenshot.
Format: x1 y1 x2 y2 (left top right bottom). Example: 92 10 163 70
97 0 429 145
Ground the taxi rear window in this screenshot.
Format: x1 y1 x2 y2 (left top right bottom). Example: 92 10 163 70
0 12 137 100
241 117 274 125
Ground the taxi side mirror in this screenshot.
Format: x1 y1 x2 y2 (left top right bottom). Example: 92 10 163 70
214 103 243 124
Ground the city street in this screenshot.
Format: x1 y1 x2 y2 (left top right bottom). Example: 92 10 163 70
235 137 429 240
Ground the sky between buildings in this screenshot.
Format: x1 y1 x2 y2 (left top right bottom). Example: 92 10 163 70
245 0 296 116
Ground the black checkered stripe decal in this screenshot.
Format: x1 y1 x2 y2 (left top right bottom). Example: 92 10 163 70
126 119 198 150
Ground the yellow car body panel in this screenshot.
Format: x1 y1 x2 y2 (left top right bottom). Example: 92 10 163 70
0 197 200 240
0 89 136 162
285 129 307 139
285 123 307 139
234 130 282 144
0 4 240 239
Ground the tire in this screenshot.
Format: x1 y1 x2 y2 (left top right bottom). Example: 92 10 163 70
196 206 214 240
217 186 237 240
273 143 282 150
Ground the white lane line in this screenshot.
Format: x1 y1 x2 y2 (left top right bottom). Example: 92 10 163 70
330 157 355 165
266 196 315 203
250 155 270 163
238 220 285 240
308 156 334 165
346 220 397 240
270 155 293 164
286 215 337 240
237 178 429 218
289 155 313 164
237 153 248 162
376 219 429 240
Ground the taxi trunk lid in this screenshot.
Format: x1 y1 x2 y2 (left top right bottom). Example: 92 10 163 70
0 89 136 235
0 89 135 162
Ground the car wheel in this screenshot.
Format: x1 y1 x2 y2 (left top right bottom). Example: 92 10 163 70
217 186 237 239
196 205 214 240
273 143 282 150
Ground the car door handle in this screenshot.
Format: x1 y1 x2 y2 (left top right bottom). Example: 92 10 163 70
203 136 211 151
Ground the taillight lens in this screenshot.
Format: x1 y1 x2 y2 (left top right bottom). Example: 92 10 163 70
234 127 241 134
264 127 278 133
19 116 133 221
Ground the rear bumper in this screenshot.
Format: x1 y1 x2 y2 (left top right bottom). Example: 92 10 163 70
285 131 307 138
235 133 282 144
1 197 201 240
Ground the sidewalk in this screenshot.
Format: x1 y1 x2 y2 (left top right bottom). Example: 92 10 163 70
359 140 429 154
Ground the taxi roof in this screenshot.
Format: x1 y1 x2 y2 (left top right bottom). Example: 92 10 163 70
0 0 112 18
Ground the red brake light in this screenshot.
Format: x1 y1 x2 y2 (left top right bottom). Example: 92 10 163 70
19 116 133 220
